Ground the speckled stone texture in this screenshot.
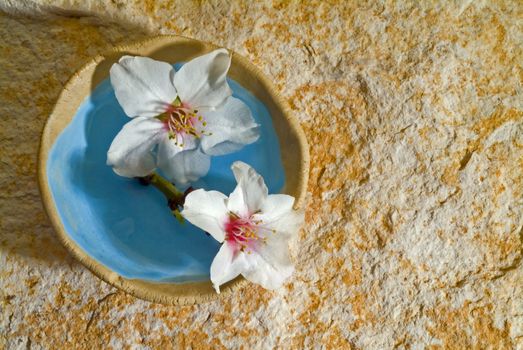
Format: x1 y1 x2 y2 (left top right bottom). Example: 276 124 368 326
0 1 522 349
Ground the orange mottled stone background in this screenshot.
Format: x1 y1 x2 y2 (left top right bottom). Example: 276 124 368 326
0 1 522 349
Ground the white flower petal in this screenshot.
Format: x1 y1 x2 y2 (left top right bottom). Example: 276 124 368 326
210 244 249 293
157 129 199 156
182 189 228 242
227 161 268 215
227 184 249 218
107 117 165 177
260 194 295 218
173 49 232 109
255 194 304 237
110 56 178 118
242 239 294 290
265 210 304 238
157 142 211 185
201 97 260 156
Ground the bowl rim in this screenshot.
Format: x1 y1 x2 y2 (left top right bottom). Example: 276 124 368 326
38 34 309 305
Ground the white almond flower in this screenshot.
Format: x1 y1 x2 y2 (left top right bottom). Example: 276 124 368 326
182 161 304 292
107 49 260 185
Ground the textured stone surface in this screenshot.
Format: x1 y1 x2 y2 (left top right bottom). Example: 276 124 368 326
0 1 522 349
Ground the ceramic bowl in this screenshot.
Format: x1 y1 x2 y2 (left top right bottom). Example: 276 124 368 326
38 35 309 305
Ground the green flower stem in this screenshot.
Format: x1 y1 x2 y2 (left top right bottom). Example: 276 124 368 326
148 172 183 201
172 209 185 223
144 173 185 223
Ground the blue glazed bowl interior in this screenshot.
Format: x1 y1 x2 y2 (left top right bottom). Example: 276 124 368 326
47 64 285 282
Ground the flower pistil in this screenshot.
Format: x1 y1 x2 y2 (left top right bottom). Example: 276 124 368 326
159 97 212 147
224 212 275 253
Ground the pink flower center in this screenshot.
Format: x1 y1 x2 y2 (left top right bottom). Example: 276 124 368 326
161 97 211 148
224 212 275 253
